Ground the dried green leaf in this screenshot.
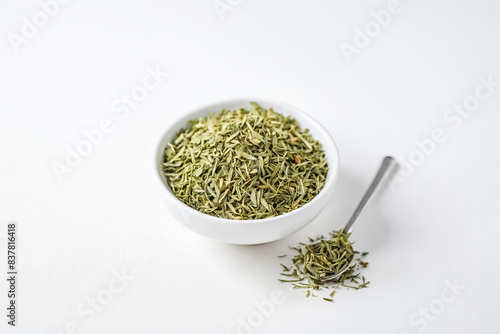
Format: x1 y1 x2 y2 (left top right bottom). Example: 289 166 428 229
162 102 328 219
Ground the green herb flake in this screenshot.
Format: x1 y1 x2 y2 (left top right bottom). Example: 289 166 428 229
162 102 328 219
279 229 370 302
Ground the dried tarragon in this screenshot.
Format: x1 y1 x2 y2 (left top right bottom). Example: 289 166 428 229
279 230 370 301
162 102 328 219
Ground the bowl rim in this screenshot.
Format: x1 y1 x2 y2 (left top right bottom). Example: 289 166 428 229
154 97 340 225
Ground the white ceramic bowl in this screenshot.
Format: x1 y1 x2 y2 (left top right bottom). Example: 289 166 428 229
154 98 340 245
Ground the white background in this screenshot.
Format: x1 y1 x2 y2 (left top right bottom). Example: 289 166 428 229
1 0 500 333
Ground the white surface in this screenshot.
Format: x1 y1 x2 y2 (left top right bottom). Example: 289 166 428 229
1 0 499 333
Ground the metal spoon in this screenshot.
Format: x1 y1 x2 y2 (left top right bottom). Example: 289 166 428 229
320 156 398 282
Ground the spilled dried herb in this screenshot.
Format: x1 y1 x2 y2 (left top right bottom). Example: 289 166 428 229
162 102 328 219
279 230 370 301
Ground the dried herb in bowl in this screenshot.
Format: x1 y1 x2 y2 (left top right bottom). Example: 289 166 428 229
161 102 328 219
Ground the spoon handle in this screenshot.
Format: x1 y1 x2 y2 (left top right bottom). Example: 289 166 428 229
342 156 398 234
